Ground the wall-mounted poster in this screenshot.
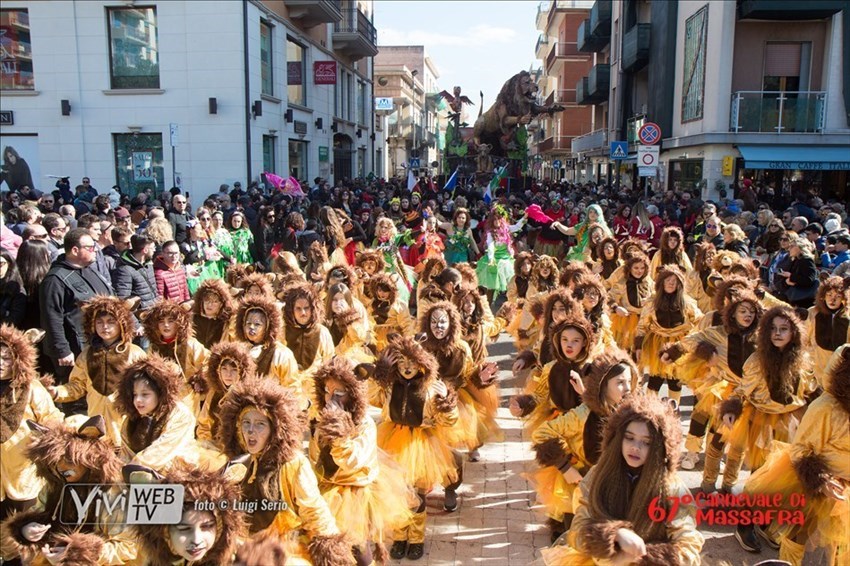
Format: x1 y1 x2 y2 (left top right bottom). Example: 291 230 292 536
0 134 40 193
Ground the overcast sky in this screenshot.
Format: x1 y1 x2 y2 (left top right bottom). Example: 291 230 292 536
375 1 542 111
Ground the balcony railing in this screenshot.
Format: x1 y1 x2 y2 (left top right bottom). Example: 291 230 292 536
571 128 608 153
589 0 612 41
537 135 573 153
545 89 577 106
285 0 342 26
333 8 377 60
730 91 826 133
536 34 549 59
546 41 580 69
622 23 651 72
737 0 844 21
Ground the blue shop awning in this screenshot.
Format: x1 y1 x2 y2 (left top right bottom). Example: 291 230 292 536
739 145 850 171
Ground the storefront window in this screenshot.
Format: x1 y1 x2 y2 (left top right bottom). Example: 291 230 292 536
263 135 276 174
287 38 305 105
260 22 273 96
668 159 703 191
0 10 34 90
289 139 307 180
108 7 159 89
113 133 164 197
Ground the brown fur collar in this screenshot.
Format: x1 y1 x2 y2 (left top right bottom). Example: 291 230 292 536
328 306 362 330
355 249 387 275
134 463 246 566
218 377 306 469
455 262 479 287
373 335 439 390
582 348 638 417
116 354 182 422
559 261 591 288
283 283 323 329
603 393 682 472
550 314 595 364
0 323 38 390
142 299 193 345
313 357 367 425
204 341 256 395
237 273 276 301
530 255 560 291
193 278 236 321
324 263 360 294
366 273 398 307
226 263 255 287
82 296 135 347
419 282 448 304
721 291 763 335
236 296 283 345
712 275 755 312
308 532 356 566
420 301 463 358
826 345 850 414
815 276 850 316
52 532 104 566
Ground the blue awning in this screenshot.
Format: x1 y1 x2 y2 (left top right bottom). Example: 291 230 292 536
739 145 850 171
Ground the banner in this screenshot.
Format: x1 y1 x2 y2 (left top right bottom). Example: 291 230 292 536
313 61 337 85
0 134 40 192
287 62 303 86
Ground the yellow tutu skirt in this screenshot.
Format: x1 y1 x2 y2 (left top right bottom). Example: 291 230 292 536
523 404 562 440
722 406 796 471
465 383 504 447
640 332 680 377
436 388 481 450
376 422 458 491
320 452 416 544
611 312 639 352
525 465 578 521
745 442 850 549
539 544 594 566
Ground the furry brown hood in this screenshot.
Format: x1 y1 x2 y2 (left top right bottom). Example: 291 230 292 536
453 286 487 328
654 264 685 294
713 250 750 275
82 296 135 347
27 415 122 489
596 237 620 262
559 261 591 288
0 323 38 390
455 262 479 287
205 341 256 394
712 275 756 312
623 252 651 280
355 249 386 274
134 463 246 566
115 354 183 421
235 296 283 345
573 274 608 315
218 377 305 469
373 335 439 389
418 256 447 285
313 357 367 425
825 344 850 414
142 299 193 345
420 301 463 357
193 278 236 322
582 348 638 417
237 273 276 301
226 263 255 287
366 273 398 307
550 314 595 364
271 251 303 278
721 290 763 335
283 283 324 329
693 241 717 272
815 276 850 316
514 251 534 275
531 288 578 325
325 263 360 294
603 392 682 472
530 255 559 290
419 282 448 304
659 226 685 254
618 238 649 259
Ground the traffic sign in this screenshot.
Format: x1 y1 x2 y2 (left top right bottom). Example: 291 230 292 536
638 122 661 145
553 159 562 169
638 145 659 167
638 166 657 178
610 141 628 160
410 158 420 168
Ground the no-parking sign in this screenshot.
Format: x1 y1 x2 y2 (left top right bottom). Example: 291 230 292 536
638 122 661 145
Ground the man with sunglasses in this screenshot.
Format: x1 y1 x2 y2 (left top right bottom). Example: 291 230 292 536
39 228 113 387
167 192 194 245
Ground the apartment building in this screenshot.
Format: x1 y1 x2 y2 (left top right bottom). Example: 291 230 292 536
0 0 378 202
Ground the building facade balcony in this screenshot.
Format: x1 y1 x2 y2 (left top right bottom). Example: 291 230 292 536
285 0 342 27
333 8 377 60
622 23 650 73
545 88 577 106
546 41 580 71
577 17 608 53
737 0 844 21
576 64 610 105
730 91 827 133
537 135 573 153
571 128 608 153
536 34 550 60
589 0 611 42
536 1 548 31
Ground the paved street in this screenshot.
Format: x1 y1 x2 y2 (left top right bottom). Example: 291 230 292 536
384 332 781 565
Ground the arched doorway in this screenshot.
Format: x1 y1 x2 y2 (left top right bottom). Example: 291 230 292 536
333 134 353 181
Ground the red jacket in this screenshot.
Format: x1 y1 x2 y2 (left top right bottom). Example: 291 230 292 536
153 256 190 303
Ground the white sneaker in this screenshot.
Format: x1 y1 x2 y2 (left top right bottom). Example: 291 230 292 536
681 451 699 470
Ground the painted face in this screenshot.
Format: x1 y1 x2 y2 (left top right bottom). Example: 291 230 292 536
202 295 223 318
292 298 312 326
240 408 271 455
95 313 121 345
324 377 350 409
603 242 616 259
243 311 267 344
330 293 349 315
362 259 378 275
824 289 844 311
581 287 601 311
558 327 585 360
604 367 632 406
218 361 240 388
630 262 647 279
551 301 569 325
663 274 679 294
56 458 88 483
132 380 159 416
168 509 217 562
770 316 793 349
622 420 651 468
397 354 420 380
0 346 11 381
590 230 603 245
539 265 551 278
157 316 178 341
245 285 264 300
733 302 757 329
430 309 450 340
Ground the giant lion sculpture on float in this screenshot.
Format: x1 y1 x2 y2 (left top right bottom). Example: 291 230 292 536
473 70 565 158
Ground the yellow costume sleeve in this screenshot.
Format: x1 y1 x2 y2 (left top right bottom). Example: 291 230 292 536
185 338 210 379
634 303 655 344
506 278 519 303
790 395 850 481
531 362 554 407
425 382 459 428
31 380 64 424
531 404 589 470
740 355 809 415
281 454 341 538
327 419 380 486
663 476 705 566
127 403 196 471
54 352 89 402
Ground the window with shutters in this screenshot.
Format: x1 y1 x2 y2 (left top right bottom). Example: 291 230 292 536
763 42 807 95
681 5 707 123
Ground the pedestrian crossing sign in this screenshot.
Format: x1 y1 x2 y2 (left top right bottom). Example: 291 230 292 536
610 141 628 160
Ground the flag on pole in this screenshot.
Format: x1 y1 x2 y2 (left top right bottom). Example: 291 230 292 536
484 165 507 204
443 167 459 191
407 169 419 192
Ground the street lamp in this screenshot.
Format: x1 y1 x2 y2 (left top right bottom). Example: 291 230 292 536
411 70 418 165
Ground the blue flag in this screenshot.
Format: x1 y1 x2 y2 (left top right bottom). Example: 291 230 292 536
444 167 459 191
484 165 507 204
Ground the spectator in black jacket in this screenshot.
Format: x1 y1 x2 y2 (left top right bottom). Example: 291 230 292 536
39 228 112 382
77 213 112 281
778 233 819 307
167 193 193 244
0 250 26 328
721 224 749 257
112 233 157 311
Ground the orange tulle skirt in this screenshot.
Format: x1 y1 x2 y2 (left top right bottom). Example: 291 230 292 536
525 465 579 521
611 312 639 352
465 383 504 447
640 332 680 377
435 388 481 450
376 422 458 492
722 406 799 471
319 452 417 544
540 544 594 566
